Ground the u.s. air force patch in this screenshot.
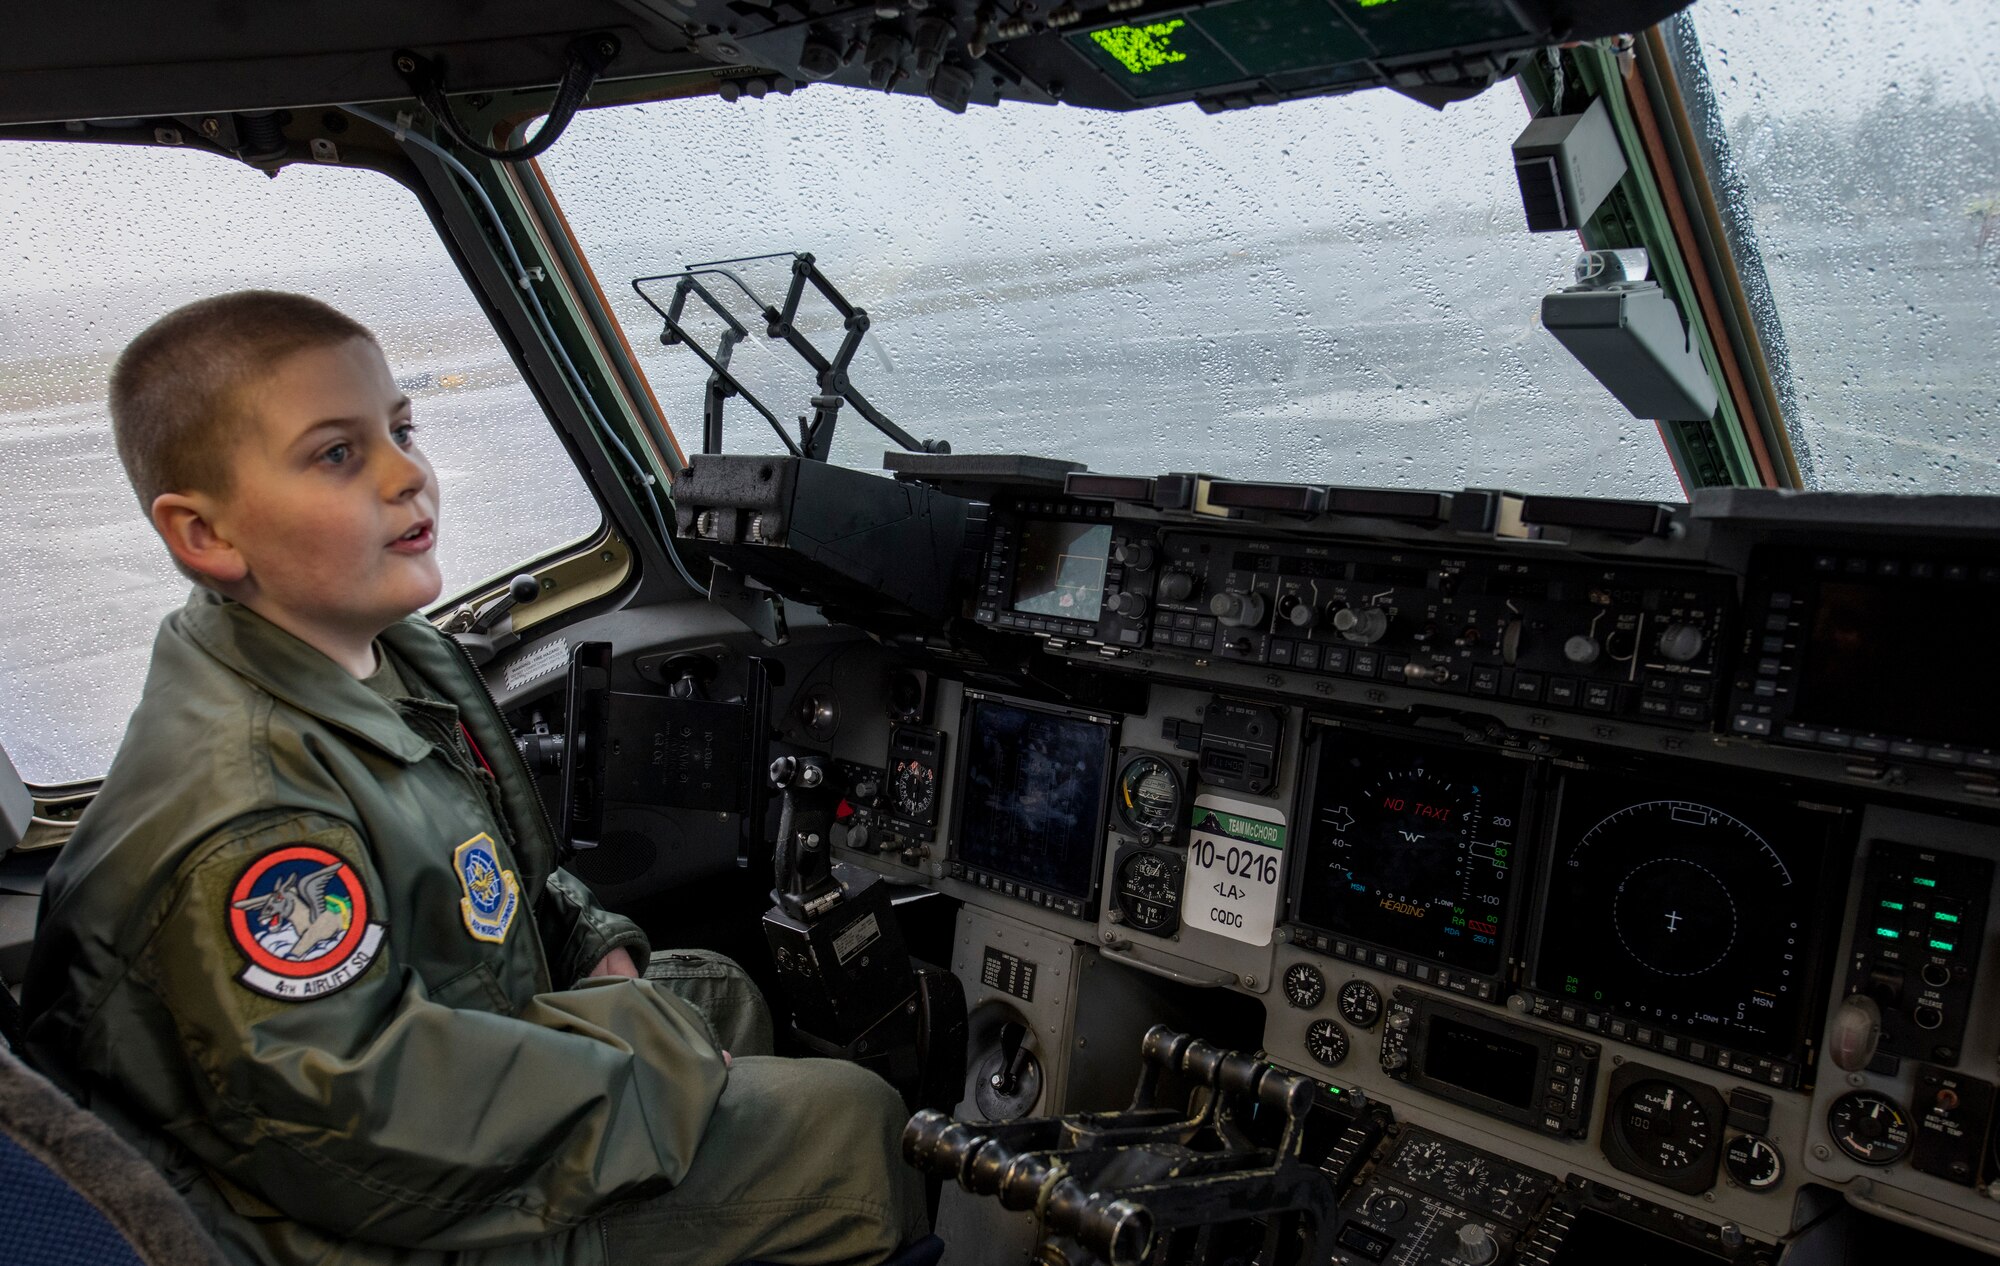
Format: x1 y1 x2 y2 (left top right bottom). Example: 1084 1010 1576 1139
228 846 385 1000
455 834 520 943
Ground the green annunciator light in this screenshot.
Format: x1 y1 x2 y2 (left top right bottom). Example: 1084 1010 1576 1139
1930 939 1956 952
1880 899 1905 911
1935 911 1960 923
1090 21 1190 75
1875 927 1902 940
1914 877 1937 888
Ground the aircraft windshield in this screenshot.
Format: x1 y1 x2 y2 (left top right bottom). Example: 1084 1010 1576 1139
1683 0 1999 492
542 85 1688 498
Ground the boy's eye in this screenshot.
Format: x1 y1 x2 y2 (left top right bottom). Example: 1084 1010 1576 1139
321 443 352 466
393 422 418 447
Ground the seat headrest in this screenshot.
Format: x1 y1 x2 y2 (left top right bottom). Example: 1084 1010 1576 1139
0 744 30 854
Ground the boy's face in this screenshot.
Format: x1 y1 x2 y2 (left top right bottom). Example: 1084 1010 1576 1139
204 337 442 640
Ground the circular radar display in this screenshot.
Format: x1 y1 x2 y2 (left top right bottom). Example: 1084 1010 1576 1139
1113 847 1184 935
1532 775 1843 1062
1293 732 1528 978
1115 754 1184 840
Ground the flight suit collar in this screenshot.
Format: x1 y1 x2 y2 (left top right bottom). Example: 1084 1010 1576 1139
173 589 435 765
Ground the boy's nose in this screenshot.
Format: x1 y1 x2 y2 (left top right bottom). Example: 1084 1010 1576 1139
382 442 432 500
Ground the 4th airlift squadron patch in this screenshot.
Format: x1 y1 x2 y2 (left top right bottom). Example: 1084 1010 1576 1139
228 846 386 1000
454 833 520 944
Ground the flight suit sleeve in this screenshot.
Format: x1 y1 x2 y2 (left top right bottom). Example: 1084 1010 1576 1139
536 865 652 987
124 811 728 1250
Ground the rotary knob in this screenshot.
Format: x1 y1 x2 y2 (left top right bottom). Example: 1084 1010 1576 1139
1331 606 1389 645
1210 590 1267 628
1279 595 1318 630
1451 1223 1498 1266
1657 622 1705 663
1111 591 1149 619
1158 571 1197 603
1111 540 1155 570
1563 634 1601 665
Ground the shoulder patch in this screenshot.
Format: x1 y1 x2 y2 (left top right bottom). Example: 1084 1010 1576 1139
454 834 521 944
228 846 385 1001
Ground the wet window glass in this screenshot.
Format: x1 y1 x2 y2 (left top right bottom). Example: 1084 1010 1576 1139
0 143 601 784
1685 0 2000 491
539 87 1686 498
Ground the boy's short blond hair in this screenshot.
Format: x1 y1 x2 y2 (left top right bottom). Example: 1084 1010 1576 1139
110 291 376 510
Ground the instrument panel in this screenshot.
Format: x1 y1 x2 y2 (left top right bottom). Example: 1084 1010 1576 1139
683 473 2000 1258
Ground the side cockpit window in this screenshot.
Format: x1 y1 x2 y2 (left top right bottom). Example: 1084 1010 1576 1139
0 143 602 786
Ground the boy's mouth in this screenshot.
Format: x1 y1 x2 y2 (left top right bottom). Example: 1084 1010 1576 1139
389 519 435 554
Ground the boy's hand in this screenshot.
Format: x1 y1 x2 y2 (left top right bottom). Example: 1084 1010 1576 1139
587 948 641 979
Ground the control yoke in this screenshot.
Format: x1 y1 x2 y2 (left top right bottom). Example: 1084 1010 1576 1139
906 1026 1383 1266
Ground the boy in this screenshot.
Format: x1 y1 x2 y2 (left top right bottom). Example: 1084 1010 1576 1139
22 291 927 1266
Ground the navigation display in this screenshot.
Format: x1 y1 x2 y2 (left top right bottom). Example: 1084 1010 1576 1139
1011 520 1112 622
1290 729 1531 977
1530 771 1849 1061
951 694 1115 903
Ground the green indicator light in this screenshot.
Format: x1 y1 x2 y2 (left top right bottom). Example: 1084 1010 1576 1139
1356 0 1405 7
1089 21 1189 75
1914 877 1937 888
1936 911 1961 923
1880 900 1905 911
1931 939 1956 952
1876 927 1902 939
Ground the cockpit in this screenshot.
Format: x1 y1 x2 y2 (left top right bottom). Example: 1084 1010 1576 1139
2 0 1998 1263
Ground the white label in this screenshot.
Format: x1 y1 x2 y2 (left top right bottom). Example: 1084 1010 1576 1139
1184 794 1288 947
502 638 570 694
832 912 882 965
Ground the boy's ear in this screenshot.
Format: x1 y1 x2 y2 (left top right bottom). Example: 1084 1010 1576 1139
151 492 249 585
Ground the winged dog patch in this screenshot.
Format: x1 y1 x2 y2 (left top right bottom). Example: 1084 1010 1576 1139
228 846 385 1000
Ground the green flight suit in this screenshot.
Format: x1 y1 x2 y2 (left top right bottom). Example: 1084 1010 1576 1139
23 590 925 1266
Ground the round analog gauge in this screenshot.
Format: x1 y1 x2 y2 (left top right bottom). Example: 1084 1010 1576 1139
1337 980 1382 1029
1113 848 1184 936
889 758 936 823
1398 1137 1450 1180
1305 1018 1349 1068
1283 962 1326 1009
1116 755 1183 839
1484 1172 1539 1221
1442 1157 1494 1203
1724 1134 1785 1191
1828 1092 1912 1166
1612 1079 1717 1177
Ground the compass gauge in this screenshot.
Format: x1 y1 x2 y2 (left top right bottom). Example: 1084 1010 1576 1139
1305 1018 1349 1068
1283 962 1326 1009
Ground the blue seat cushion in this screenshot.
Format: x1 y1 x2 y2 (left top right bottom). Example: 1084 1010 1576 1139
0 1131 150 1266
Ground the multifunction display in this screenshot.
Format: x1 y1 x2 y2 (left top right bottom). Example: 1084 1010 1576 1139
1530 771 1848 1083
947 693 1115 918
1010 519 1112 623
1290 728 1532 981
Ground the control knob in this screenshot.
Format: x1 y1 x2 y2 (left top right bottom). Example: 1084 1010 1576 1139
1111 540 1155 570
1110 591 1149 619
1279 595 1317 630
1829 994 1882 1073
1657 622 1706 663
1450 1223 1499 1265
1158 571 1197 603
1210 590 1267 628
1331 606 1389 645
1563 634 1601 665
